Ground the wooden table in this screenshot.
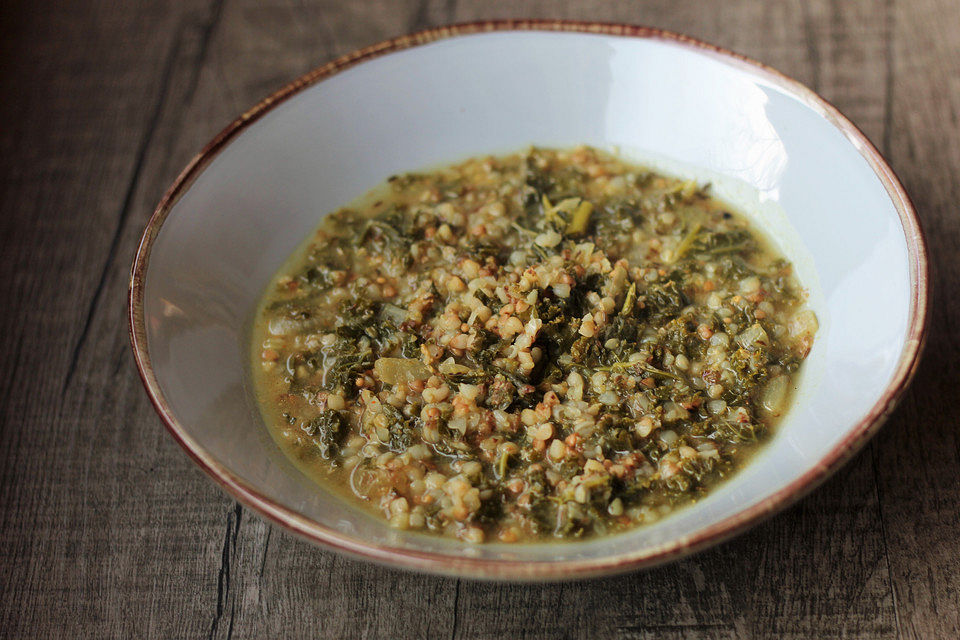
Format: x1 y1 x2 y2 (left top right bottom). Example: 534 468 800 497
2 1 957 637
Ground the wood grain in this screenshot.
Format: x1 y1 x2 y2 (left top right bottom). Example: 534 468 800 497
0 1 957 638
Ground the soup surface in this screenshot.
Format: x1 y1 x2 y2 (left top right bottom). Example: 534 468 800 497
252 147 817 543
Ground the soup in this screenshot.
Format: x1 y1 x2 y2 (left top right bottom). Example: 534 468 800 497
251 147 817 543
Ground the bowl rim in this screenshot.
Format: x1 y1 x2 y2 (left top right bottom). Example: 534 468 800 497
128 19 930 581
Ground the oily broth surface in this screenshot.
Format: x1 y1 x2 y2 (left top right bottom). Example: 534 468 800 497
251 147 817 543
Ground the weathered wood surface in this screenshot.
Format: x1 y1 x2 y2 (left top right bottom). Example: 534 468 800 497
0 0 957 637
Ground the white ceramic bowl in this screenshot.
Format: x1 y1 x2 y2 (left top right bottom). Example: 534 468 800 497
129 22 928 580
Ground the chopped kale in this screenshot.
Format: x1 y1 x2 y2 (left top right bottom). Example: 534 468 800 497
302 411 346 460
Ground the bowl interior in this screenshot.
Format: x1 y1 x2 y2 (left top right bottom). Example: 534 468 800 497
138 30 918 576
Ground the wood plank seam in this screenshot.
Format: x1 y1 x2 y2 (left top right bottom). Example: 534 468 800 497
875 1 905 637
60 25 187 395
871 443 904 640
185 0 227 101
209 503 243 640
882 0 896 160
450 578 462 640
